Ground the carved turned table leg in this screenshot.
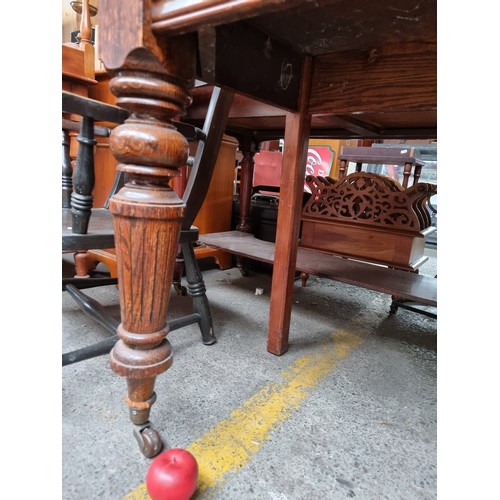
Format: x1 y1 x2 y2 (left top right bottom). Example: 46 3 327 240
97 0 198 456
105 70 193 457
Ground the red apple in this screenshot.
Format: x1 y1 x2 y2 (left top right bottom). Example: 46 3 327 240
146 448 199 500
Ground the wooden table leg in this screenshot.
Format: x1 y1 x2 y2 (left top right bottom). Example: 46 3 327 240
267 57 312 356
97 13 197 456
108 72 191 455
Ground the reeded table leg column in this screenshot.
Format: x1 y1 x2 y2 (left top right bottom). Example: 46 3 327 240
107 70 192 457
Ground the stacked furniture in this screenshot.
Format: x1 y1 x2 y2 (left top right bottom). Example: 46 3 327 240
92 0 437 457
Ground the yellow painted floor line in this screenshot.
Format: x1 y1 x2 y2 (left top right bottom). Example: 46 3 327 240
124 330 363 499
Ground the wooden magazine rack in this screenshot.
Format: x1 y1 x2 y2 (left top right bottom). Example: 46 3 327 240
300 172 437 279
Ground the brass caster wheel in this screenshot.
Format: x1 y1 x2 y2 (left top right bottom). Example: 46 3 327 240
133 422 164 458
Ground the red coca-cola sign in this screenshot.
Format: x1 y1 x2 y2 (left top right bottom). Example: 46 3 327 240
304 146 335 193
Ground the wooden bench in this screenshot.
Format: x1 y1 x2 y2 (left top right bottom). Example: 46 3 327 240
199 172 437 320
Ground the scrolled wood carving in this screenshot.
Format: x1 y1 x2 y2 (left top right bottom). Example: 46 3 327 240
302 172 437 231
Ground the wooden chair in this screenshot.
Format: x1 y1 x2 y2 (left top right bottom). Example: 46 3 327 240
62 86 234 369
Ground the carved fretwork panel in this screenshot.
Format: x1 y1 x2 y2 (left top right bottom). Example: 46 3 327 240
302 173 437 232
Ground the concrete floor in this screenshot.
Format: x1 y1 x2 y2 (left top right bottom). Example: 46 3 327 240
62 248 437 499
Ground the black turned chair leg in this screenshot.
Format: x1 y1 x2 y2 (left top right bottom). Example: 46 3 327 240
62 130 73 208
181 240 216 345
71 116 96 234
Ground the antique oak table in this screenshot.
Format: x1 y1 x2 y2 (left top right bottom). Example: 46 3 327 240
97 0 436 456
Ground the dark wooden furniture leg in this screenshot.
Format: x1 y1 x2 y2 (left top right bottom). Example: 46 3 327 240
235 137 257 276
180 239 216 345
71 115 96 235
339 158 348 178
236 138 257 234
413 164 422 185
402 161 412 188
62 130 73 208
300 272 310 287
98 18 197 456
70 116 98 278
